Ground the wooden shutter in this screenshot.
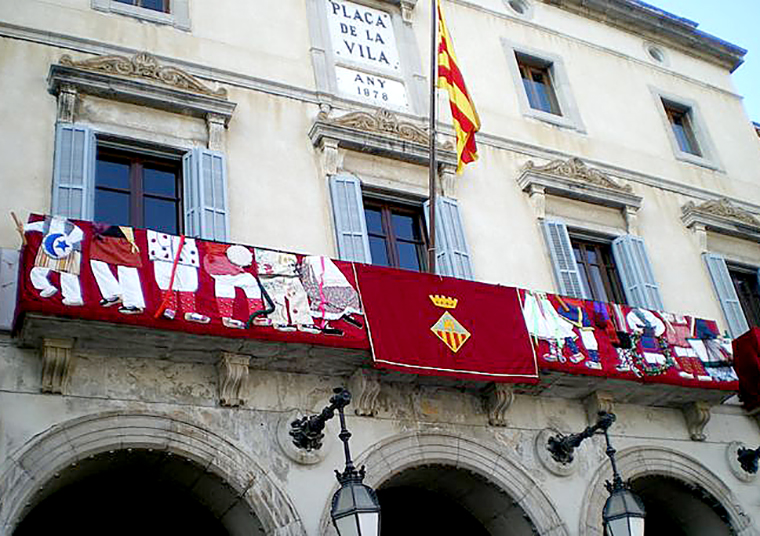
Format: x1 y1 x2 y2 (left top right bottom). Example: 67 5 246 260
183 148 229 241
542 220 586 298
704 253 749 338
611 235 664 310
329 174 371 263
52 123 95 220
424 197 473 280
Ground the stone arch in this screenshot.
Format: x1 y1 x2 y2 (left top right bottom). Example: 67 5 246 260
579 446 757 536
317 431 570 536
0 411 305 536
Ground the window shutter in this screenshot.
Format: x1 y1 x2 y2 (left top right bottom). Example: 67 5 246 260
704 253 749 338
611 235 664 310
542 220 587 299
52 123 95 220
183 148 229 241
424 197 473 280
328 174 371 263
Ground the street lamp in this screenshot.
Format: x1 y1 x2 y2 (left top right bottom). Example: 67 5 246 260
547 412 646 536
290 387 381 536
737 445 760 474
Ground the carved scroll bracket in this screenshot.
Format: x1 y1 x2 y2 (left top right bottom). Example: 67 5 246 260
583 391 614 426
206 113 226 152
483 383 514 427
217 352 250 407
400 0 417 23
348 369 381 417
57 84 78 123
41 338 75 394
683 401 711 441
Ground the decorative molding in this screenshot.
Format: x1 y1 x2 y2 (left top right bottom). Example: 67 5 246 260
482 383 514 427
40 338 74 394
60 52 226 97
535 428 578 477
309 107 457 171
518 158 642 221
349 369 381 417
583 391 614 426
726 441 758 483
217 352 250 407
49 54 236 126
682 198 760 243
682 401 711 441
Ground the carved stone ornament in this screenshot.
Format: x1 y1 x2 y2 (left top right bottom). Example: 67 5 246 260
59 52 227 98
682 401 711 441
217 352 250 407
482 383 514 427
40 338 74 394
320 107 430 145
681 198 760 227
726 441 758 482
522 157 633 193
583 391 614 426
348 369 381 417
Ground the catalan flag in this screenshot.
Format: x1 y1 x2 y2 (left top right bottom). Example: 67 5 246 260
437 0 481 174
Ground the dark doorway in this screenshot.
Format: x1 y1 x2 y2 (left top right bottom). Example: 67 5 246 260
631 475 735 536
14 449 263 536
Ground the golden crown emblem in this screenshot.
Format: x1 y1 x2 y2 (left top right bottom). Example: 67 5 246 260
429 295 458 309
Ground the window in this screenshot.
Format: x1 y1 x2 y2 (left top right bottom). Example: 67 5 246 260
729 267 760 329
572 238 626 304
663 101 702 156
94 147 182 234
364 199 428 272
113 0 168 12
517 56 561 116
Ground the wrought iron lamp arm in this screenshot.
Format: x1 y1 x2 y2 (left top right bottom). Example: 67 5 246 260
547 412 616 465
290 387 352 451
737 446 760 474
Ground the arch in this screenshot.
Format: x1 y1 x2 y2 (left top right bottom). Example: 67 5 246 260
0 411 306 536
317 431 570 536
579 446 757 536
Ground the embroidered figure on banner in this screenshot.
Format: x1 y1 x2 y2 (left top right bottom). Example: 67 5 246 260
429 295 471 353
300 255 363 335
203 243 268 329
255 249 320 333
148 230 210 324
24 215 84 306
90 224 145 315
521 290 580 364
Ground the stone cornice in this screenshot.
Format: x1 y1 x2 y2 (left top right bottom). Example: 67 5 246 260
681 198 760 242
518 157 642 212
48 53 236 125
309 107 457 169
540 0 745 72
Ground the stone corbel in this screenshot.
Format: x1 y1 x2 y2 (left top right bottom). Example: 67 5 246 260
483 383 514 427
624 206 639 235
683 401 711 441
348 369 381 417
526 183 546 220
320 138 343 177
218 352 250 407
41 338 75 394
439 165 457 198
57 84 79 123
692 222 708 252
206 113 226 152
583 391 614 426
400 0 417 23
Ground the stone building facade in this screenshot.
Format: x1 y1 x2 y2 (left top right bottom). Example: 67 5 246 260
1 0 760 534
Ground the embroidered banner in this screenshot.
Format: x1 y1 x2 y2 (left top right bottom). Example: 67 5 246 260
520 290 738 390
17 214 368 348
354 263 539 383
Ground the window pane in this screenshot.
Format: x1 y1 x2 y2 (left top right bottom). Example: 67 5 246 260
396 241 422 272
523 79 541 110
585 248 598 265
391 213 418 241
577 262 592 299
365 208 384 235
368 236 389 266
96 159 130 190
534 82 557 115
94 190 130 227
139 0 166 11
113 0 137 4
589 266 609 302
144 197 178 234
143 165 177 197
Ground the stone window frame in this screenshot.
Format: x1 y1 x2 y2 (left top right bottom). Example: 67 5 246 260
651 87 721 170
502 39 586 132
91 0 191 31
305 0 426 115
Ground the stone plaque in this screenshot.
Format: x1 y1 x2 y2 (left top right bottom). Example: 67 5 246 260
335 66 408 108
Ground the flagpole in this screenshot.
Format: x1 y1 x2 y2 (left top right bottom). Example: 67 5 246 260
427 0 438 274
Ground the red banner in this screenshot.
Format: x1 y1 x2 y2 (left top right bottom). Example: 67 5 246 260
354 264 539 383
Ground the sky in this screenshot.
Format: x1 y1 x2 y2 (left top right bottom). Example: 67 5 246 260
643 0 760 123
